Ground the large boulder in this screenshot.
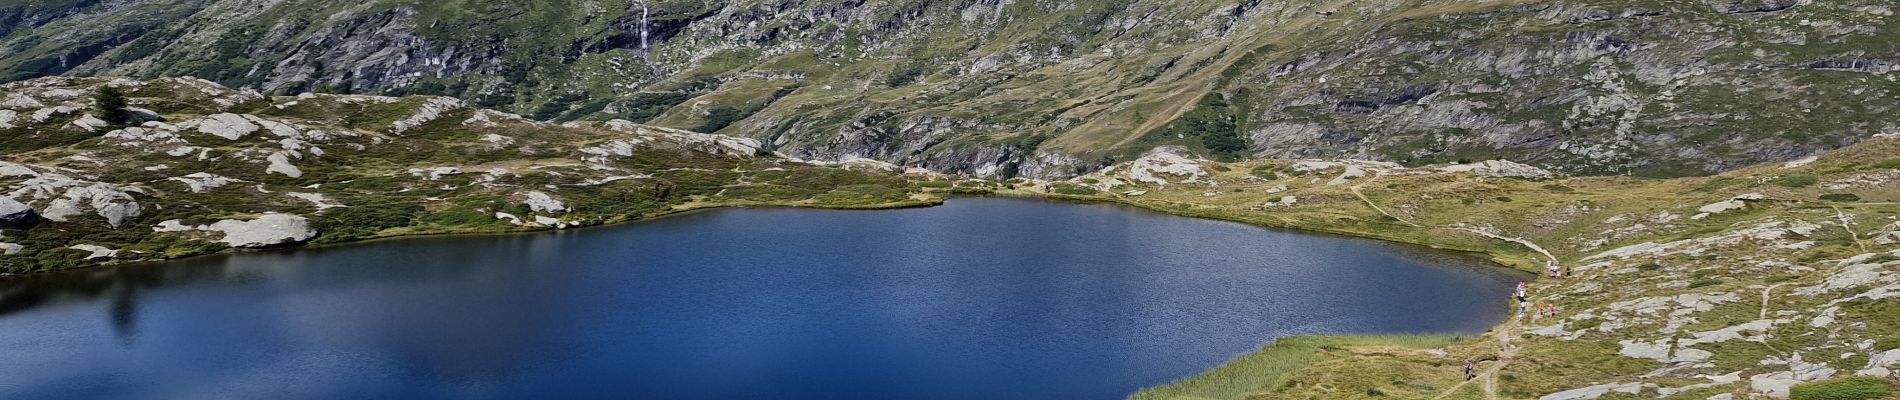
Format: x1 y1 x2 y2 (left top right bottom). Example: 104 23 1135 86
207 214 317 248
0 196 41 229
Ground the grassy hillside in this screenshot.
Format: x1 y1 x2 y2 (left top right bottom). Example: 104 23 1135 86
1009 137 1900 398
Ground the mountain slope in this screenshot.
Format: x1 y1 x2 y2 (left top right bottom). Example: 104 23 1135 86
4 0 1895 178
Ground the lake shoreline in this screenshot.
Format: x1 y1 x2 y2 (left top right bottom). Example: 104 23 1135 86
0 196 947 280
0 187 1531 400
0 195 1522 399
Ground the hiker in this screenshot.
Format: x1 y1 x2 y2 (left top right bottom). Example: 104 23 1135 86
1464 361 1475 381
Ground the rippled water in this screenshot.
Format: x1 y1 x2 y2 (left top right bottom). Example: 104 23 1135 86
0 197 1524 399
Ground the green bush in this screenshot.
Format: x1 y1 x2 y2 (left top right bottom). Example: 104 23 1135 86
94 86 131 126
421 208 501 227
1777 175 1820 188
313 202 423 242
1789 377 1893 400
699 107 747 133
1162 94 1249 161
1251 165 1280 180
616 91 692 122
1820 193 1861 202
884 62 928 87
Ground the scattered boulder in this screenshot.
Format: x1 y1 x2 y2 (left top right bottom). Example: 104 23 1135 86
0 196 42 229
286 192 345 210
408 167 463 181
0 93 45 109
1327 166 1367 186
185 113 261 140
167 173 239 193
523 191 569 213
392 97 465 134
1124 147 1206 185
1539 382 1647 400
68 244 120 259
1440 160 1556 180
70 114 109 132
266 152 303 178
31 182 142 228
533 215 571 229
208 214 317 248
125 107 164 123
1692 193 1766 219
1618 339 1672 361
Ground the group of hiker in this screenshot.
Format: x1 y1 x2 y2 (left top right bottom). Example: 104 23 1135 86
1512 281 1564 320
1514 281 1531 318
1468 271 1565 382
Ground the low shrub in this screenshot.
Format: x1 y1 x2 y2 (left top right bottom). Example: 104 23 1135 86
1820 193 1861 202
1789 377 1893 400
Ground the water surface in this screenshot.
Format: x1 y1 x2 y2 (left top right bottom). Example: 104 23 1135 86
0 197 1523 399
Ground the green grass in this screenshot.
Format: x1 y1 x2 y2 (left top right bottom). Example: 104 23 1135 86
1789 377 1895 400
1777 175 1820 188
1130 335 1460 400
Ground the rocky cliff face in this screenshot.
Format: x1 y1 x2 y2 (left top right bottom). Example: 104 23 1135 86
3 0 1896 178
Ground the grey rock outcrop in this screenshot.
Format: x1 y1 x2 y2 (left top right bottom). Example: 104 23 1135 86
0 196 41 229
1440 160 1556 180
207 214 318 248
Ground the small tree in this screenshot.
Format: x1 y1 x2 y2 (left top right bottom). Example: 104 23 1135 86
94 86 131 126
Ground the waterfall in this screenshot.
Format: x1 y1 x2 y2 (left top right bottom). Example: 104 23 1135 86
637 1 662 78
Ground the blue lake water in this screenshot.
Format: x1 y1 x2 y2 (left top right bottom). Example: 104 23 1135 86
0 197 1523 399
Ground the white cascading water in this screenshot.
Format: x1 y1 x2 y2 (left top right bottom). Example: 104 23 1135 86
638 1 662 78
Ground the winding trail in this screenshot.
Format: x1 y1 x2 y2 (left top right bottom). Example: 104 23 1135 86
1432 320 1519 400
1833 206 1871 252
1351 183 1562 269
1353 180 1537 400
1761 283 1789 320
1350 184 1423 227
1450 226 1563 271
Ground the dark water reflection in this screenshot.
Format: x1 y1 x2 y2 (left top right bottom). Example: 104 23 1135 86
0 197 1525 399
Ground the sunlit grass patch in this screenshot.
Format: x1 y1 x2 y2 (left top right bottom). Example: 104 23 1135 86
1131 334 1460 400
